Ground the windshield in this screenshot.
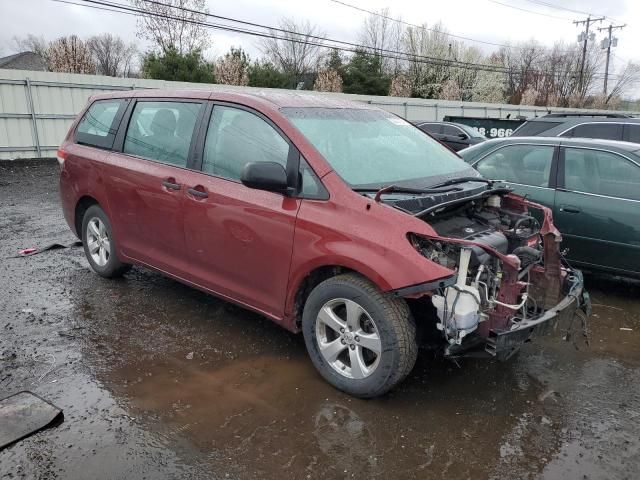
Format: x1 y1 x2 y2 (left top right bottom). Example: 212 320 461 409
458 141 490 160
459 124 487 138
281 107 475 188
512 120 561 136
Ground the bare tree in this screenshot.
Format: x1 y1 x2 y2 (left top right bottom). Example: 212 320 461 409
606 61 640 104
519 87 539 105
260 18 326 85
591 92 609 109
87 34 137 77
497 39 605 107
130 0 211 54
577 42 605 101
48 35 95 74
498 40 545 104
359 8 405 76
13 34 50 65
313 68 342 92
536 42 581 107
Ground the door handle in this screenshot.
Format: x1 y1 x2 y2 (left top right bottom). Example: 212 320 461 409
559 205 581 214
187 187 209 199
162 179 181 191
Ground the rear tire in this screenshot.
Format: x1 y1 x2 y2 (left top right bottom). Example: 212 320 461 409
302 273 417 398
81 205 131 278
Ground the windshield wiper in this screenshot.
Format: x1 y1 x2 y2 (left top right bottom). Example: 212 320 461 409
426 176 493 189
353 184 461 202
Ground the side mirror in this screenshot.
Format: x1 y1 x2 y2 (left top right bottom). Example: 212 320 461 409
457 133 469 140
241 161 290 194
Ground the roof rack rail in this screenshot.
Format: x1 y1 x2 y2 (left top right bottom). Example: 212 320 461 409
542 112 633 119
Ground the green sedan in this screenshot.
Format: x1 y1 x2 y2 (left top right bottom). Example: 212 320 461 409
459 136 640 278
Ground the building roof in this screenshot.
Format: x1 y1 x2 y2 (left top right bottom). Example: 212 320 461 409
0 51 48 71
0 52 28 67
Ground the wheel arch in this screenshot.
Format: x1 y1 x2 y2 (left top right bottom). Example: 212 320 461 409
286 262 391 332
74 195 100 237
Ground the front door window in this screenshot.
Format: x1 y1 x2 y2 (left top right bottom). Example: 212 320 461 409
475 144 554 187
202 106 290 181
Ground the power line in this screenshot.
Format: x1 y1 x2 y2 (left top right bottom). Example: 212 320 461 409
330 0 580 55
611 52 632 64
328 0 551 51
49 0 620 81
52 0 138 16
521 0 624 24
77 0 520 74
485 0 571 21
134 0 336 48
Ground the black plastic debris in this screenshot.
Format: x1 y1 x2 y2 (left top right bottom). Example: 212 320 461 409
0 391 63 450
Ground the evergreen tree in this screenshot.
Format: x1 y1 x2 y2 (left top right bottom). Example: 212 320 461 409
341 51 390 96
325 49 344 71
142 47 213 83
248 61 292 88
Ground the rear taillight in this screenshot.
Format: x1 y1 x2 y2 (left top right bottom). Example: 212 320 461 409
57 149 67 168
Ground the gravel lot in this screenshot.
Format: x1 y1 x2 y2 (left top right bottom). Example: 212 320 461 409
1 160 639 479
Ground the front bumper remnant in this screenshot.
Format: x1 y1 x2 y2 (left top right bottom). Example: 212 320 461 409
485 271 589 360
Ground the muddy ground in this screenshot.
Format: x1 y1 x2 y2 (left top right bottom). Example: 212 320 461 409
1 160 639 480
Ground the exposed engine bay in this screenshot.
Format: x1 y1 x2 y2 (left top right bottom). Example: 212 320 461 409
383 181 590 359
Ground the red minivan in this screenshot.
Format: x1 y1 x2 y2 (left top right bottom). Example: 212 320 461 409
59 89 589 397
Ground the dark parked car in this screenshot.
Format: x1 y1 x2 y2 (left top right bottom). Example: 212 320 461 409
511 112 640 143
460 136 640 277
414 121 487 151
58 90 587 397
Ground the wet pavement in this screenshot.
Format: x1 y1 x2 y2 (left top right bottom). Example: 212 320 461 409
1 160 639 479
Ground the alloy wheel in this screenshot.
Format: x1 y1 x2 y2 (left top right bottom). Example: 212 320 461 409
315 298 382 379
86 217 110 267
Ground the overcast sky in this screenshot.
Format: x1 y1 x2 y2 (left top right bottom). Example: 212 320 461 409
1 0 637 79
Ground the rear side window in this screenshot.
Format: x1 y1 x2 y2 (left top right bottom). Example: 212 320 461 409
625 124 640 143
418 123 441 134
202 106 290 181
76 99 125 149
475 144 554 187
123 101 201 167
562 123 623 141
563 147 640 200
512 121 560 137
442 124 464 136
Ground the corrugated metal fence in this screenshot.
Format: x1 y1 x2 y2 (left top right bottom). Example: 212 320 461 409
1 69 638 160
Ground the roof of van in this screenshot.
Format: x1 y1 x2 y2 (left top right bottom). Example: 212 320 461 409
91 88 376 110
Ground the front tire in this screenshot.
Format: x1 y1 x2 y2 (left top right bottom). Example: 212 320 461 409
302 273 417 398
81 205 130 278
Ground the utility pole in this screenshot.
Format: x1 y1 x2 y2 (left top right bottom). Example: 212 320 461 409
598 23 626 95
574 16 605 95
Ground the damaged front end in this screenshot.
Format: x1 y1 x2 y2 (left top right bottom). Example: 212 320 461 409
393 183 591 360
